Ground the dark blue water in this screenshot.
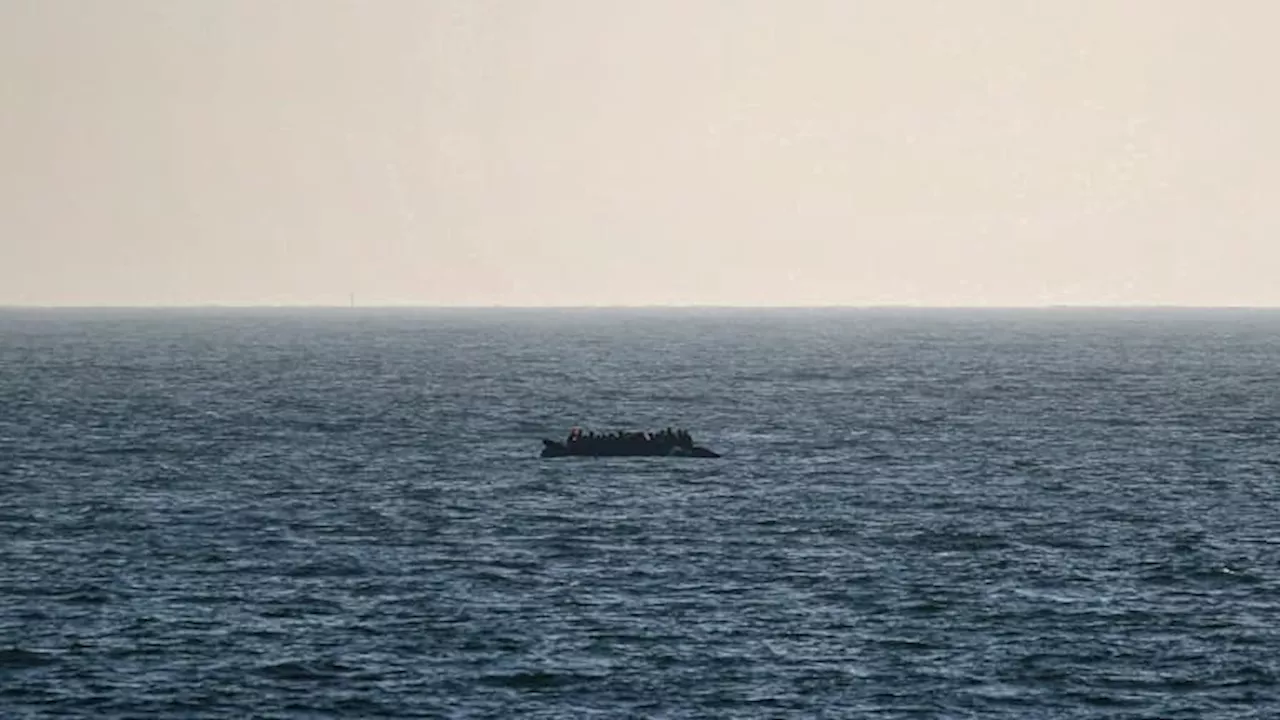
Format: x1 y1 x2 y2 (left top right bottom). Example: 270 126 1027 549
3 308 1279 718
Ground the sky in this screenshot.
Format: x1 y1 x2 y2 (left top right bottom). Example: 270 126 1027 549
1 0 1277 307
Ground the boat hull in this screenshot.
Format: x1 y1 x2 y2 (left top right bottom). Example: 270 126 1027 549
540 439 720 459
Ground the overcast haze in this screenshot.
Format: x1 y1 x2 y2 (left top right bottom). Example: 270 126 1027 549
2 1 1277 307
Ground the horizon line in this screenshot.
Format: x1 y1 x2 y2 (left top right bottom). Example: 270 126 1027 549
3 303 1280 311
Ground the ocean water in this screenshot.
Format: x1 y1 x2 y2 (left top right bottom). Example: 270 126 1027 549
2 307 1278 719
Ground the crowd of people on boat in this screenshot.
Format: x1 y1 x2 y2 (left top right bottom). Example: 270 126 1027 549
564 427 695 454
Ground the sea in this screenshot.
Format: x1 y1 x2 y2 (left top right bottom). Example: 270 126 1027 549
2 307 1278 719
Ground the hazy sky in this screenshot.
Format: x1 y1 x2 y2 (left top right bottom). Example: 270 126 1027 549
2 1 1277 306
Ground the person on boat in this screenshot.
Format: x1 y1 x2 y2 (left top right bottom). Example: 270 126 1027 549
677 429 693 450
